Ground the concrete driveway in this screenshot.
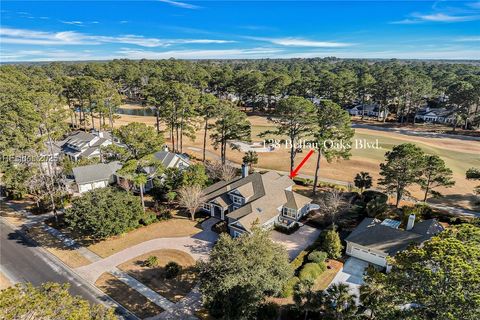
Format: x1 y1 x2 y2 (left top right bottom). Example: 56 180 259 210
331 257 368 298
271 225 321 260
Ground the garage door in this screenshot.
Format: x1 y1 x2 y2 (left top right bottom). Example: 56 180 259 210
351 247 386 267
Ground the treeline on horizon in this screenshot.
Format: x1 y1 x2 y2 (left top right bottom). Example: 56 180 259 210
1 57 480 129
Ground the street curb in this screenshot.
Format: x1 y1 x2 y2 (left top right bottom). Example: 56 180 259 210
0 216 139 320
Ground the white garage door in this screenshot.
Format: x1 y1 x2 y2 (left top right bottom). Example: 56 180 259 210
79 183 93 193
351 246 386 267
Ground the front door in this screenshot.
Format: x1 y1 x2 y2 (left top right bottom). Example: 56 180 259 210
213 205 223 219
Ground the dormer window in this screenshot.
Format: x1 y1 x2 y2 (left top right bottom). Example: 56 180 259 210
231 195 243 205
282 207 297 218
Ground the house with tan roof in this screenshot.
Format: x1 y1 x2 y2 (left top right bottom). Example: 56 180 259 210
202 166 313 237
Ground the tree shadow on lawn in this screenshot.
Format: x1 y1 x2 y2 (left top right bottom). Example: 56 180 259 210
96 273 164 319
124 264 198 303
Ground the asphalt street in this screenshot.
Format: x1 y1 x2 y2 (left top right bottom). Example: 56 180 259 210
0 220 136 319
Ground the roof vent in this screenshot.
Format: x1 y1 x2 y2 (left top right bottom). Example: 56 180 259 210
256 208 262 213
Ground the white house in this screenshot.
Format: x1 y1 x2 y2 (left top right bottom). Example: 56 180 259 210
347 104 388 119
71 161 122 193
415 107 455 124
345 216 444 268
202 166 313 237
51 130 114 161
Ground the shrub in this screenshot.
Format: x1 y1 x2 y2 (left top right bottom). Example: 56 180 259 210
64 188 143 240
293 177 307 186
321 229 343 259
365 197 388 217
308 250 328 264
165 261 181 279
299 262 324 281
290 251 308 272
140 211 158 226
274 222 300 235
280 277 300 298
212 220 228 234
157 208 173 221
362 190 388 203
145 255 158 267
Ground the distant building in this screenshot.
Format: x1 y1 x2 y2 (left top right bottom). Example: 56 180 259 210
347 104 387 119
152 147 191 171
117 146 191 192
345 216 444 268
202 167 313 237
415 107 456 124
51 130 114 161
71 161 122 193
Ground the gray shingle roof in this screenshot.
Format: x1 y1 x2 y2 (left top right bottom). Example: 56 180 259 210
204 171 311 231
346 218 444 255
73 161 122 185
153 150 190 169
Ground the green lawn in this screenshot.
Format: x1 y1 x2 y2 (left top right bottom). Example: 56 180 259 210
251 122 479 180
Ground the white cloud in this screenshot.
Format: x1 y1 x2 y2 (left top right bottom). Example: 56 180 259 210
392 11 480 24
61 21 84 26
157 0 200 10
248 37 352 47
456 36 480 42
0 47 283 62
0 27 234 47
276 49 480 60
117 47 282 59
414 13 480 22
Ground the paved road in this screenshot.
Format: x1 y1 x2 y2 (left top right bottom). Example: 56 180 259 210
0 220 101 300
0 220 136 319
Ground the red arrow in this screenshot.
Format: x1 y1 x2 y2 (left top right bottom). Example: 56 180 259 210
289 149 315 179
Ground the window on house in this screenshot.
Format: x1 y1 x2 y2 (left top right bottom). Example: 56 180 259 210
231 195 243 205
282 207 297 218
232 230 243 238
203 203 211 211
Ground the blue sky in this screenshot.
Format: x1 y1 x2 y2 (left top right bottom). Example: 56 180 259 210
1 1 479 61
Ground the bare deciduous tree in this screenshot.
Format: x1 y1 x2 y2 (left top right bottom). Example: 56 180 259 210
178 185 206 220
205 161 237 181
320 189 350 226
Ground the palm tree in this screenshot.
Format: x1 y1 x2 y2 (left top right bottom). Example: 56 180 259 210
359 282 384 319
293 279 323 320
354 171 373 194
324 283 357 320
359 267 387 319
133 173 148 212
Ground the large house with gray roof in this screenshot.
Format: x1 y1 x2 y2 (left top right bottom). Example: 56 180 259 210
123 147 191 192
345 215 444 268
51 130 114 161
202 169 313 237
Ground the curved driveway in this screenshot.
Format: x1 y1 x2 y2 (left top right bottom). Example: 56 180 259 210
76 229 217 284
